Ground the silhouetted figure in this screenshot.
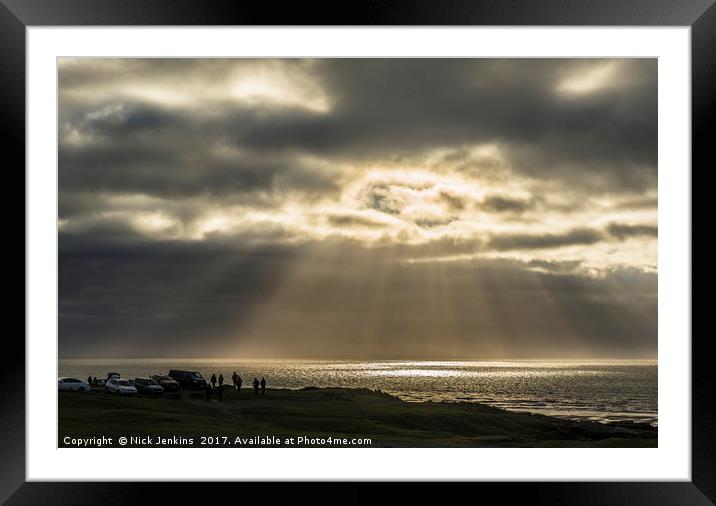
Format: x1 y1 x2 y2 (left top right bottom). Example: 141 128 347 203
235 374 243 392
87 376 92 385
210 374 217 388
252 377 259 396
205 383 212 401
260 377 266 394
93 376 97 385
218 384 224 402
231 371 237 385
218 374 224 386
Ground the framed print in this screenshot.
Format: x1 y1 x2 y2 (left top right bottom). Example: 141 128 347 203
2 0 710 503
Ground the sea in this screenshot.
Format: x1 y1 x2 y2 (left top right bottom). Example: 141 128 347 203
59 358 657 426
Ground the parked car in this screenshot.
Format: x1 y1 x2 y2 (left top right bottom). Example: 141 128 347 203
94 378 107 387
151 374 181 393
133 377 164 395
105 378 137 395
168 370 207 390
107 372 120 380
58 377 90 392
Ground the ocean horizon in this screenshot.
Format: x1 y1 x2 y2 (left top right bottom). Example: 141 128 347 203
59 358 657 426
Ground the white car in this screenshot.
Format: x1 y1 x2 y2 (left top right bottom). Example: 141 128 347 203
58 377 90 392
105 378 138 395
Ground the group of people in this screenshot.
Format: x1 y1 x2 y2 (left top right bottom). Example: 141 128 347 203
204 372 266 402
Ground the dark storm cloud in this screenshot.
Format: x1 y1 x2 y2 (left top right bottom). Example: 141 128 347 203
57 58 658 358
484 222 657 253
58 58 199 89
60 214 157 239
58 234 656 358
74 103 175 136
59 232 303 356
60 142 286 198
615 195 659 210
607 222 659 240
230 59 656 191
60 59 657 202
59 110 339 209
58 97 340 208
414 217 457 229
488 227 604 251
481 195 535 213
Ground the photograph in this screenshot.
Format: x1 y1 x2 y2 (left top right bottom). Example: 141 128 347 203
57 57 658 449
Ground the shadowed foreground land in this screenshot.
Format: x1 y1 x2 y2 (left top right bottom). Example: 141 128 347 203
59 387 657 448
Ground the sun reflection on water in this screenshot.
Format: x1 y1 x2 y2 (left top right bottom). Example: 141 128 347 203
59 358 657 425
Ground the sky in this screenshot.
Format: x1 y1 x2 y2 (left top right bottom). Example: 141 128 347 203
58 58 657 359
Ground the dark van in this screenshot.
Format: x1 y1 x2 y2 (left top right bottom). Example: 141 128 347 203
168 370 207 390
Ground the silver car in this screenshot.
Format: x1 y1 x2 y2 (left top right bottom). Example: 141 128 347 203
58 377 90 392
105 378 137 395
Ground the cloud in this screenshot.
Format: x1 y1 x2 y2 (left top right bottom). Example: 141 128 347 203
303 59 656 191
326 212 391 228
57 58 658 358
488 228 604 251
481 195 535 213
607 222 658 240
59 233 303 355
60 58 657 197
526 258 583 273
59 235 656 358
59 131 339 202
438 189 468 211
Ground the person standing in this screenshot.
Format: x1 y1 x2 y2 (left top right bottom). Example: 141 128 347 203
231 371 237 386
218 374 224 387
210 373 217 389
235 374 243 392
260 377 266 395
87 376 92 386
252 377 259 396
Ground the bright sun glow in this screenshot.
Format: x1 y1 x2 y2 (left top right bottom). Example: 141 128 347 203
230 76 331 112
557 61 622 95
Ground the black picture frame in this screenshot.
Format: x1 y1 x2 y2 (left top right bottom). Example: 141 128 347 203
1 0 708 503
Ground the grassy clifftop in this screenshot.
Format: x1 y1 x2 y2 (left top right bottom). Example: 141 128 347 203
59 387 657 448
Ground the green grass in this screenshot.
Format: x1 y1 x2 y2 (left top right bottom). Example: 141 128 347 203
58 387 657 448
